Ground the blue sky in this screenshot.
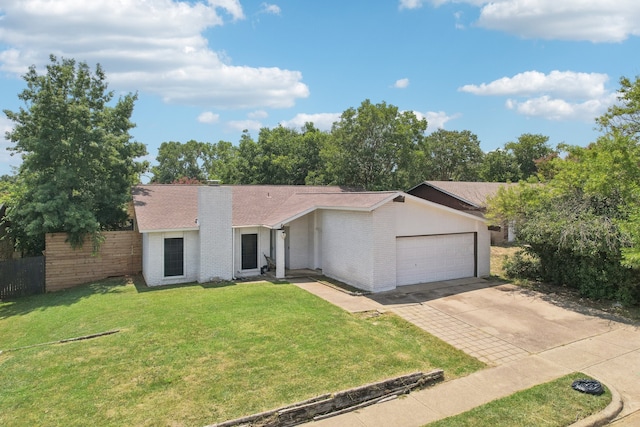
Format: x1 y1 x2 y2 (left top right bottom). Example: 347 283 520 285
1 0 640 178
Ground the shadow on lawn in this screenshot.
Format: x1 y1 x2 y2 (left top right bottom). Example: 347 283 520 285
131 276 238 293
0 276 132 320
0 275 284 319
508 283 640 326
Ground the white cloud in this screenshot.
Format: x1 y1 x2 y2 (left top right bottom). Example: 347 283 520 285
0 0 309 109
461 70 616 121
399 0 426 10
0 116 21 174
401 0 640 42
477 0 640 43
197 111 220 124
226 119 263 132
280 113 341 131
393 78 410 89
413 110 459 132
506 94 617 121
209 0 245 21
459 70 609 99
248 110 269 119
260 3 281 15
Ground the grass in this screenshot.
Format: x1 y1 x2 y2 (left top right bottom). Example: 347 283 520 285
490 243 519 280
425 372 612 427
0 277 484 427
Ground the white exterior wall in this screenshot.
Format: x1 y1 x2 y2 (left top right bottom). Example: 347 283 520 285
233 227 271 278
198 185 233 282
321 210 375 291
476 225 491 277
287 215 312 270
395 197 490 279
142 230 199 286
312 211 322 270
370 202 398 292
142 233 152 285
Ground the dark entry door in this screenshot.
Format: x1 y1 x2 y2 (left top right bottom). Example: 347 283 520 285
241 234 258 270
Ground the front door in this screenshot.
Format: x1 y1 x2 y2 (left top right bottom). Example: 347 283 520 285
241 233 258 270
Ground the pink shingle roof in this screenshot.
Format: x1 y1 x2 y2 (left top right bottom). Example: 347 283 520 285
132 185 199 232
132 185 399 232
259 191 399 227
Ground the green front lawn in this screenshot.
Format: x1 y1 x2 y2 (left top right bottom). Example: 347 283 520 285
0 278 484 426
426 372 612 427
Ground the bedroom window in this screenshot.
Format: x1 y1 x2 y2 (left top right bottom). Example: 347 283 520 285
164 237 184 277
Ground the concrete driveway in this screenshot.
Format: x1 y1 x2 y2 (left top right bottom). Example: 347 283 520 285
294 277 640 425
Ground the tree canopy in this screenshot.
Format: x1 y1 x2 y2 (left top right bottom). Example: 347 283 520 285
504 133 556 180
3 55 148 253
417 129 484 181
596 75 640 138
479 149 521 182
324 99 427 190
488 76 640 304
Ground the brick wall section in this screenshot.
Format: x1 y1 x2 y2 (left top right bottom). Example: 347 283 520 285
45 231 142 292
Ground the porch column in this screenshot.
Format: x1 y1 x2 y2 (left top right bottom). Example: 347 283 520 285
276 229 286 279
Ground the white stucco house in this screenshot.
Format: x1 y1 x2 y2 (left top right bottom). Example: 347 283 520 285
132 184 490 293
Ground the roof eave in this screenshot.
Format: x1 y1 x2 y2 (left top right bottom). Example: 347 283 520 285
404 193 488 223
138 227 199 233
265 192 403 228
422 182 481 208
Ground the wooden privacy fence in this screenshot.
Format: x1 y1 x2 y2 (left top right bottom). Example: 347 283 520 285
0 256 45 299
45 231 142 292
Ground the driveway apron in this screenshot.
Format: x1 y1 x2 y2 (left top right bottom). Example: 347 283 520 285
292 277 640 426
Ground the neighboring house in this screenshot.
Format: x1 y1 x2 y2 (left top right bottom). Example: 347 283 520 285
132 184 490 293
407 181 516 244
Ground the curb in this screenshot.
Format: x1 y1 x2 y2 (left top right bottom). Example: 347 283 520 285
569 380 623 427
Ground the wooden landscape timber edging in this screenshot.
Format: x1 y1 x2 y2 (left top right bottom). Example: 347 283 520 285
207 370 444 427
45 231 142 292
0 330 120 354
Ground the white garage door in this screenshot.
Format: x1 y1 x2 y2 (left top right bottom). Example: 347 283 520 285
396 234 475 286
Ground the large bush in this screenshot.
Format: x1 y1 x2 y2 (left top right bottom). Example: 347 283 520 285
488 131 640 305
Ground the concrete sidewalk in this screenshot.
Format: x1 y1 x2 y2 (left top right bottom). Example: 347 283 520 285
292 278 640 427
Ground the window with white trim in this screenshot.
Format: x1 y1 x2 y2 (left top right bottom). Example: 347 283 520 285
164 237 184 277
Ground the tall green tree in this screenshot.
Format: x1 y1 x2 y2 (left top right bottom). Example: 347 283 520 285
151 140 208 183
479 149 521 182
300 123 331 185
326 99 427 190
488 133 640 303
3 55 147 253
504 133 556 179
595 76 640 269
0 175 18 205
252 125 315 185
234 130 262 184
203 140 240 184
417 129 484 181
597 75 640 138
